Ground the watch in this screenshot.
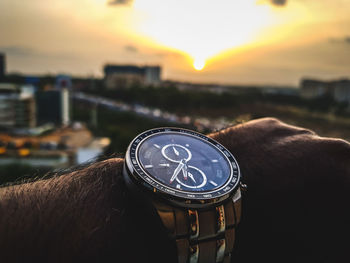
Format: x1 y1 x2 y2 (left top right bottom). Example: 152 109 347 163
123 127 242 263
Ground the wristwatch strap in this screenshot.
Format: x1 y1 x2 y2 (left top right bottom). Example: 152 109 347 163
153 188 242 263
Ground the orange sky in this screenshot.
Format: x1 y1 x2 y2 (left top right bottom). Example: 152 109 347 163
1 0 350 86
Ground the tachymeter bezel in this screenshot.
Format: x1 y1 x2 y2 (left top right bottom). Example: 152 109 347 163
125 127 241 204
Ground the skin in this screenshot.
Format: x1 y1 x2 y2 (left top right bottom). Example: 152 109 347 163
0 117 349 263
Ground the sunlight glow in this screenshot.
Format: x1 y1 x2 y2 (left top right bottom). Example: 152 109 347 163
132 0 276 70
193 58 205 71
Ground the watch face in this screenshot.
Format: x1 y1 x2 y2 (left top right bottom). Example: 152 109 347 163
126 128 240 201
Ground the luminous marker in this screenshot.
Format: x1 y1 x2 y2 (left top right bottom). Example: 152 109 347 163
159 163 170 167
176 184 181 189
185 144 190 147
209 180 218 187
144 165 153 169
153 144 161 149
212 159 219 163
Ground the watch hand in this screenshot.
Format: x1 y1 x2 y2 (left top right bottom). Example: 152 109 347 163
182 160 189 180
173 146 179 156
170 160 185 183
187 172 196 183
181 167 188 180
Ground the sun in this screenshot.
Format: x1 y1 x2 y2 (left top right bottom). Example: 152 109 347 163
133 0 276 69
193 58 205 71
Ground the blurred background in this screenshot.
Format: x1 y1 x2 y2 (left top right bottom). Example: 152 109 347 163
0 0 349 184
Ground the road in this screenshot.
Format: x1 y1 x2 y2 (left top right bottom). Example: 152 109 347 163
73 92 233 132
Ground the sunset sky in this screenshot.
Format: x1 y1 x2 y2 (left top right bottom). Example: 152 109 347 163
1 0 350 86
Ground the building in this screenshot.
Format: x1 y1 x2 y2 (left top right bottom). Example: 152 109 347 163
300 79 330 99
0 80 110 172
0 84 36 128
0 53 5 80
144 66 161 85
333 79 350 103
300 78 350 104
104 64 161 89
36 88 70 126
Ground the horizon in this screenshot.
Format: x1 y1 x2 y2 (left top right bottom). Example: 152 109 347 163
3 62 350 89
0 66 316 89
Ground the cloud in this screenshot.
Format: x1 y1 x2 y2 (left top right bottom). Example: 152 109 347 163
256 0 288 7
0 46 36 56
108 0 133 6
124 45 138 52
270 0 288 6
0 45 81 59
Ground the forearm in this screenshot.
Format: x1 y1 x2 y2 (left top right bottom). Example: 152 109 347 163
1 118 349 263
0 158 126 262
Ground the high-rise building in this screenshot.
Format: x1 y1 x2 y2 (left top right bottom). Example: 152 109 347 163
35 89 70 126
104 64 161 89
144 66 161 85
0 84 36 128
333 79 350 103
300 78 350 104
0 53 5 79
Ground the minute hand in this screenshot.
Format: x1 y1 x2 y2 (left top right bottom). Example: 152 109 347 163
170 160 185 183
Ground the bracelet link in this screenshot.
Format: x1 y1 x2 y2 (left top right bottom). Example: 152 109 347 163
188 209 199 240
189 244 199 263
216 238 226 263
216 205 225 235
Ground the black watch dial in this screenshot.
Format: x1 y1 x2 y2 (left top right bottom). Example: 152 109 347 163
127 128 240 200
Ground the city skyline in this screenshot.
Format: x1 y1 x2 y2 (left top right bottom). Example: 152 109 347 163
1 0 350 86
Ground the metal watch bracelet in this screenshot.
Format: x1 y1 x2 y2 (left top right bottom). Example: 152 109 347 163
153 189 242 263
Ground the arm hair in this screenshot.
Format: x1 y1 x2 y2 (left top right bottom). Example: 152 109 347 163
0 159 126 262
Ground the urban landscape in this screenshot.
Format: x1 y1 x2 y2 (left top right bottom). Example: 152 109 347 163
1 51 350 183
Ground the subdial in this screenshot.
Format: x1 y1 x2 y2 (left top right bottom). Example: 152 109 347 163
161 144 192 163
175 165 207 189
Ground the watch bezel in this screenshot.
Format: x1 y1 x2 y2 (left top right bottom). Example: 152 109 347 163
124 127 241 208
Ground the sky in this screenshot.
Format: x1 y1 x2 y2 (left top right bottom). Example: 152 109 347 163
1 0 350 86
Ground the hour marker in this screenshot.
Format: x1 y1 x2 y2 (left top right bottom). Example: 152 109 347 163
144 165 153 169
176 184 181 189
153 144 161 149
185 144 190 147
212 159 218 163
159 163 170 167
209 180 218 187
